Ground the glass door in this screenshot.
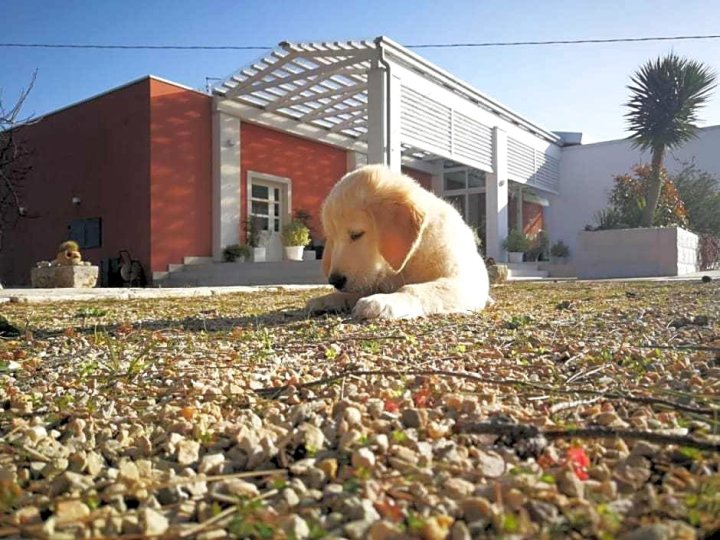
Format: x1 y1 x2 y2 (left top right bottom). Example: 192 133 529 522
442 167 487 251
249 180 285 261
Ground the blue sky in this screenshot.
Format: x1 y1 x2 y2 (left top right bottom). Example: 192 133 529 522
2 0 720 142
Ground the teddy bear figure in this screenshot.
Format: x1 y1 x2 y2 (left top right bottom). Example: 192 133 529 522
54 240 83 266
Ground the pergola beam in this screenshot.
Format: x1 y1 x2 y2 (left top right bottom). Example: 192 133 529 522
266 82 367 111
302 102 366 123
225 54 374 97
328 112 367 133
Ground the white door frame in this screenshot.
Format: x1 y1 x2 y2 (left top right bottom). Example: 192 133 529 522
246 171 292 262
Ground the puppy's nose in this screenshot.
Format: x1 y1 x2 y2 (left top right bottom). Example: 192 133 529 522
328 273 347 290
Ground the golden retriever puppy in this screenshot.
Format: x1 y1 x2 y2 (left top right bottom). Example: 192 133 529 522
307 165 490 319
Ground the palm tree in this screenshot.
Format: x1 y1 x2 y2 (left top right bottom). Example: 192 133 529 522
625 53 716 227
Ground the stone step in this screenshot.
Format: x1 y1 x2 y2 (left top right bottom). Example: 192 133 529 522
506 262 550 279
157 260 325 287
183 256 214 266
152 271 169 282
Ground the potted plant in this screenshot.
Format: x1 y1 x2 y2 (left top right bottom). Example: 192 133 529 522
222 244 251 263
502 229 531 263
244 217 266 262
282 219 311 261
293 208 317 260
527 230 549 262
550 240 570 264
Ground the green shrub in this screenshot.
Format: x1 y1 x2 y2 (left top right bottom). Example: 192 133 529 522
592 207 627 231
550 240 570 258
672 162 720 236
222 244 251 262
592 164 688 230
244 217 263 247
502 229 531 252
281 220 311 247
471 227 483 250
527 231 549 261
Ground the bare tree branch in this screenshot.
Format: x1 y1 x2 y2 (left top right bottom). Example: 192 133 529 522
0 71 37 252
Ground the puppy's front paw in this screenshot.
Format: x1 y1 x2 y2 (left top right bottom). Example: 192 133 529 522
352 293 424 320
306 293 357 315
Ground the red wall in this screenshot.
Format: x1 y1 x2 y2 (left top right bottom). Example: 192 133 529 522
0 80 152 286
149 80 212 273
509 196 545 237
240 123 348 241
402 166 433 192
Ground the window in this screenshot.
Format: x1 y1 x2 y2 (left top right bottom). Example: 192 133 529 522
69 217 102 249
442 167 487 248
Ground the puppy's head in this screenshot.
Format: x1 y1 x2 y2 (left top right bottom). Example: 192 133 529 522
320 165 426 294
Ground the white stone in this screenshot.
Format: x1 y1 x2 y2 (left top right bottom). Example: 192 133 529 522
141 508 169 536
352 447 376 469
176 439 200 466
343 407 363 426
280 515 310 540
198 453 226 475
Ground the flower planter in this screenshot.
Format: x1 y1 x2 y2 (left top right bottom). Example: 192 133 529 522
507 251 524 263
252 247 267 263
576 226 698 279
284 246 304 261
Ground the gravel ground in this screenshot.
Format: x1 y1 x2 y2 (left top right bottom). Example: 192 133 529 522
0 280 719 539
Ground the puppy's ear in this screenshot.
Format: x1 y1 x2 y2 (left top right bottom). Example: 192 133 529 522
321 238 333 277
372 198 425 273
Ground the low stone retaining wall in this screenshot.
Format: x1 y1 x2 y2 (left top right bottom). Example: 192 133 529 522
31 265 99 288
576 227 697 279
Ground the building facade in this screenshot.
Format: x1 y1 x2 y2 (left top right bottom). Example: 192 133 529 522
547 126 720 260
14 37 708 286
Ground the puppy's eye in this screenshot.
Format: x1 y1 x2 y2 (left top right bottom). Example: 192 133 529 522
349 231 365 242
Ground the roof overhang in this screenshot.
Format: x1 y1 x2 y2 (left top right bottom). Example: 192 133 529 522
213 37 562 147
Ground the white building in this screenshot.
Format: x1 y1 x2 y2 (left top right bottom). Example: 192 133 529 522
548 126 720 261
215 36 718 270
213 37 563 263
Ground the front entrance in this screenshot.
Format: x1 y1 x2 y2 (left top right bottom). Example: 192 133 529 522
442 166 487 250
247 172 291 262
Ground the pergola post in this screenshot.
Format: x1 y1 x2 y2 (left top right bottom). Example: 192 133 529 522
346 151 368 172
367 63 401 172
485 127 509 261
212 101 242 261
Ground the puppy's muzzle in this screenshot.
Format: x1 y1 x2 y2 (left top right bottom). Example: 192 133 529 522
328 273 347 291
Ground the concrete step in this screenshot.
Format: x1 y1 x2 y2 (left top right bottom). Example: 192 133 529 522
183 256 214 266
152 271 169 282
156 260 326 287
506 263 549 279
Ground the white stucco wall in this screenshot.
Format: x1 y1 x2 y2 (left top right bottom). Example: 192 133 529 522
547 125 720 260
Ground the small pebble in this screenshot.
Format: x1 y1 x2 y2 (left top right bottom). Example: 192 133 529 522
54 500 90 525
140 508 169 537
352 447 376 469
176 439 200 466
401 408 428 429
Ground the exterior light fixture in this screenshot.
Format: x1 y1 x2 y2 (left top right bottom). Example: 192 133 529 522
72 196 81 205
